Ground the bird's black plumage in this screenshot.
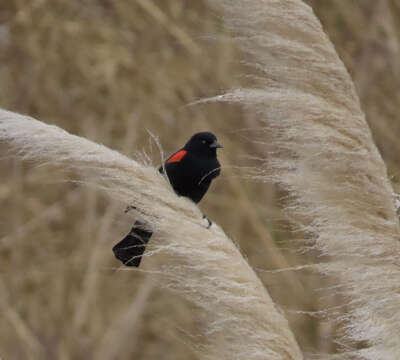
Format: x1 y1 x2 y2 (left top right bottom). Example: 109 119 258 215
113 132 222 267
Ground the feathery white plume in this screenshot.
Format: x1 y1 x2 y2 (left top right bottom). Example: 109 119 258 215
206 0 400 358
0 108 302 359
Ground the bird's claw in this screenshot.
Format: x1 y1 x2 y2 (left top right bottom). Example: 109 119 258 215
203 215 212 229
127 207 213 230
124 205 137 213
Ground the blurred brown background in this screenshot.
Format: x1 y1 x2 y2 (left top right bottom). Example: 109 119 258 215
0 1 399 359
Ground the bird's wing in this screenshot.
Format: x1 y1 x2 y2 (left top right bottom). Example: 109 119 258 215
159 149 188 173
166 149 187 163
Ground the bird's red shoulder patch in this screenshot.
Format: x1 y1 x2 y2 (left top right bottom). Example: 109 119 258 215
167 150 187 163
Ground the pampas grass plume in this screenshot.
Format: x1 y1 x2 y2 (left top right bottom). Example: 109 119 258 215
206 0 400 359
0 108 302 359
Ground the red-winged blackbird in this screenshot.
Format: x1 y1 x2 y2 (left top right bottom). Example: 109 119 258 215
113 132 222 267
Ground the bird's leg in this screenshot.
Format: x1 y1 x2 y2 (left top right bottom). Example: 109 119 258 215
202 214 212 229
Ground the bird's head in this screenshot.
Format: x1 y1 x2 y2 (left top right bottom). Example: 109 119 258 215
184 132 222 157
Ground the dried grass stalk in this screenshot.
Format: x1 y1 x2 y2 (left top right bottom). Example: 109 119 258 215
0 108 302 359
207 0 400 358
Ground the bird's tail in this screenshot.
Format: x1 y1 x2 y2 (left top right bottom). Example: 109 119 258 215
112 221 152 267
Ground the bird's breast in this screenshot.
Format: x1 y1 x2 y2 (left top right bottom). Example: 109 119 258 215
164 154 220 203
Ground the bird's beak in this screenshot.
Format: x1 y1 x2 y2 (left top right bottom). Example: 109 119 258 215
209 140 223 149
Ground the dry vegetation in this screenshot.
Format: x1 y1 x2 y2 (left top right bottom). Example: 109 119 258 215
0 0 400 359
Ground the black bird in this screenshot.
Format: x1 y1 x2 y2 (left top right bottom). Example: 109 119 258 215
113 132 222 267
